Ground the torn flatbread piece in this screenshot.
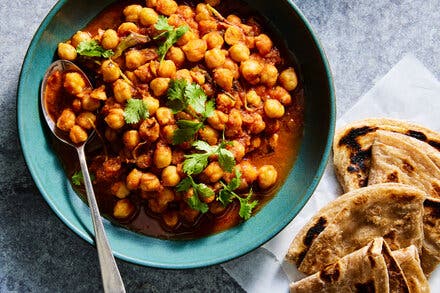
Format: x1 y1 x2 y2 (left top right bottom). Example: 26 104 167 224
333 118 440 192
286 183 425 275
290 237 410 293
368 130 440 199
392 245 430 293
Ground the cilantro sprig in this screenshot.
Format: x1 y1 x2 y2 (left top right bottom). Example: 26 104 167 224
76 40 114 58
123 98 149 124
218 170 258 220
71 170 95 186
154 16 189 61
177 176 214 213
166 79 215 144
183 140 235 175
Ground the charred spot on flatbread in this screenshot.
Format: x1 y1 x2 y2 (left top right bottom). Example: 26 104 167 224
319 262 341 283
338 126 378 150
386 172 399 183
428 140 440 151
407 130 428 141
424 198 440 220
432 182 440 197
354 281 375 293
297 217 328 264
402 160 415 173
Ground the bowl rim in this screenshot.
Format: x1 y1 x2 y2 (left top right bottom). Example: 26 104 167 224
17 0 335 268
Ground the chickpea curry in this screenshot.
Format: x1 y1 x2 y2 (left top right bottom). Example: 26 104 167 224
44 0 304 239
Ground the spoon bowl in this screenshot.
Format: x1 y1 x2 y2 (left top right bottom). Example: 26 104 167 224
41 59 126 293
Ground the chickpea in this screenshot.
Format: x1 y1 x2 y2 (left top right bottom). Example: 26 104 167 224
69 125 88 144
111 181 130 199
117 22 139 36
238 161 258 184
174 69 193 83
207 110 228 130
136 154 153 169
248 113 266 134
101 60 120 83
190 69 205 85
158 60 177 78
113 199 135 218
101 29 119 50
227 140 245 162
246 90 262 107
138 7 158 27
113 79 133 103
123 4 142 22
279 67 298 91
56 109 76 132
64 72 86 96
123 130 140 150
146 0 157 7
156 107 174 125
176 30 198 46
216 92 235 110
126 168 143 190
162 165 181 187
142 95 160 115
240 59 263 84
229 43 250 63
71 31 91 48
214 68 234 91
206 0 220 6
224 26 244 45
166 47 185 67
76 112 96 130
203 162 224 183
156 0 178 16
154 144 172 168
255 34 273 56
258 165 278 189
150 77 170 97
270 86 292 105
57 43 77 61
264 99 285 118
222 58 240 79
140 172 161 192
202 31 224 49
199 20 218 35
204 48 225 68
81 96 101 111
259 64 278 87
139 118 160 142
105 108 125 129
90 85 107 101
162 124 178 144
198 125 219 145
162 211 179 227
126 49 147 70
182 39 207 62
226 14 242 25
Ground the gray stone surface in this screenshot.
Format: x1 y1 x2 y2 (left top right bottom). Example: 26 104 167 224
1 0 440 292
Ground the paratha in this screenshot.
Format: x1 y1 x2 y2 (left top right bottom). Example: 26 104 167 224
333 118 440 192
285 183 425 275
392 245 430 293
290 237 409 293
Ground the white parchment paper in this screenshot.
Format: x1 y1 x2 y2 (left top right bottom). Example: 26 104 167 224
222 54 440 292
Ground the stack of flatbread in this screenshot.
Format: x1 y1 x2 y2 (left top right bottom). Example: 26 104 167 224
287 118 440 292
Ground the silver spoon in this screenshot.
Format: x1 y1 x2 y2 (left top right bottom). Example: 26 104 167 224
41 60 126 293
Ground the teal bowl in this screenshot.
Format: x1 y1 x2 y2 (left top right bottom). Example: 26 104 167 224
18 0 335 268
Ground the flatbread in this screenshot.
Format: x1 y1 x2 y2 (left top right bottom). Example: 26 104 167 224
368 130 440 199
290 238 410 293
392 245 430 293
421 198 440 276
333 118 440 192
285 183 425 275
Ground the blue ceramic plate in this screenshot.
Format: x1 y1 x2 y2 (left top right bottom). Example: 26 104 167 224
18 0 335 268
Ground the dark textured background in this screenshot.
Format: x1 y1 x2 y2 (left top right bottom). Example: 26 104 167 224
2 0 440 291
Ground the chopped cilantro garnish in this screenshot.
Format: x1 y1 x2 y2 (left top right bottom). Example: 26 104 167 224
177 176 214 213
154 16 189 61
76 40 114 58
123 98 149 124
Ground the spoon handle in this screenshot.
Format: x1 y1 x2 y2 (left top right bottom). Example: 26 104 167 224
77 146 126 293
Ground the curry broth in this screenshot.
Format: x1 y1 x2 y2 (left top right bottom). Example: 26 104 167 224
48 0 304 239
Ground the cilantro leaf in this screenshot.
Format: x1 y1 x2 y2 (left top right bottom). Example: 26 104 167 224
76 40 114 58
71 170 95 186
173 120 204 145
185 83 207 114
167 79 188 113
238 190 258 220
192 140 216 153
183 152 210 175
176 177 192 192
154 16 189 61
124 98 149 124
203 99 215 119
176 176 212 213
218 148 235 173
